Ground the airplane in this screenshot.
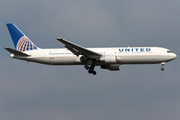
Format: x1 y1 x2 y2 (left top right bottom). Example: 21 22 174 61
4 23 177 75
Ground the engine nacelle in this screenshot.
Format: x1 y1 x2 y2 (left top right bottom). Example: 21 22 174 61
100 55 116 63
100 55 121 63
101 64 120 71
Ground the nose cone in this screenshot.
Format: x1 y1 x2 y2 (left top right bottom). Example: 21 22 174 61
171 53 177 60
167 53 177 62
173 53 177 59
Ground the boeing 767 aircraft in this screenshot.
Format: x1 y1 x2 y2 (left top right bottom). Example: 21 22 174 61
4 23 177 75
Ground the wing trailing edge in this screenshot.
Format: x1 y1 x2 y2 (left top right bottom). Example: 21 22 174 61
56 38 102 59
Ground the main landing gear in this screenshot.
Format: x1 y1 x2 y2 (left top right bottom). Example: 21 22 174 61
84 65 97 75
161 62 165 71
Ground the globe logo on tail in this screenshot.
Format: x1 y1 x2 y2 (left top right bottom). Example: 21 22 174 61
16 36 38 52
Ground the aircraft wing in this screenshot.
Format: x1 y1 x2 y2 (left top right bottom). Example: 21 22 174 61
56 38 102 59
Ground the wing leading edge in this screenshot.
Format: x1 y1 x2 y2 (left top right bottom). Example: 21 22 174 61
56 38 101 59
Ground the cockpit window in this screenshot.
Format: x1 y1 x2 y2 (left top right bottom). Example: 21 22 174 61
167 51 172 53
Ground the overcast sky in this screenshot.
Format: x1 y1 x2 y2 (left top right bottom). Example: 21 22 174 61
0 0 180 120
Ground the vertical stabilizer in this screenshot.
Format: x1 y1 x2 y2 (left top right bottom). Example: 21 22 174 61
6 23 38 52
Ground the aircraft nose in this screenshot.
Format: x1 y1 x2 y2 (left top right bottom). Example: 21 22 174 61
174 53 177 58
172 53 177 59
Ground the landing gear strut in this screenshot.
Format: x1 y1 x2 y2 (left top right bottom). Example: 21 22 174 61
84 65 90 70
84 65 97 75
161 62 165 71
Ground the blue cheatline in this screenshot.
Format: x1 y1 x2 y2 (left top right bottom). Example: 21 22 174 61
6 23 38 52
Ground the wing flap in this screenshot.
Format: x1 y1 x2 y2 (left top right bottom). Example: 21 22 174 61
4 47 30 56
65 45 80 56
56 38 101 59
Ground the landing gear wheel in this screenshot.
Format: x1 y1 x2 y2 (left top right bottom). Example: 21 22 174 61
85 64 97 75
161 62 165 71
88 70 93 74
92 71 96 75
88 70 97 75
161 67 164 71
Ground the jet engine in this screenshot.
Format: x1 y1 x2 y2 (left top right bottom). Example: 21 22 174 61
99 55 121 63
101 64 120 71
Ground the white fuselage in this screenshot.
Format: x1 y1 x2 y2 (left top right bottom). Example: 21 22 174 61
11 47 177 66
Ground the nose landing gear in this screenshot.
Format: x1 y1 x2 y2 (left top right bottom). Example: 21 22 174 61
161 62 165 71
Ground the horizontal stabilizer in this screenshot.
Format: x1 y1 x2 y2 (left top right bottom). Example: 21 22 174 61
4 47 30 56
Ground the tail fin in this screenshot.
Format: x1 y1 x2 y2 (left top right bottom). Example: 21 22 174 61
6 23 39 52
